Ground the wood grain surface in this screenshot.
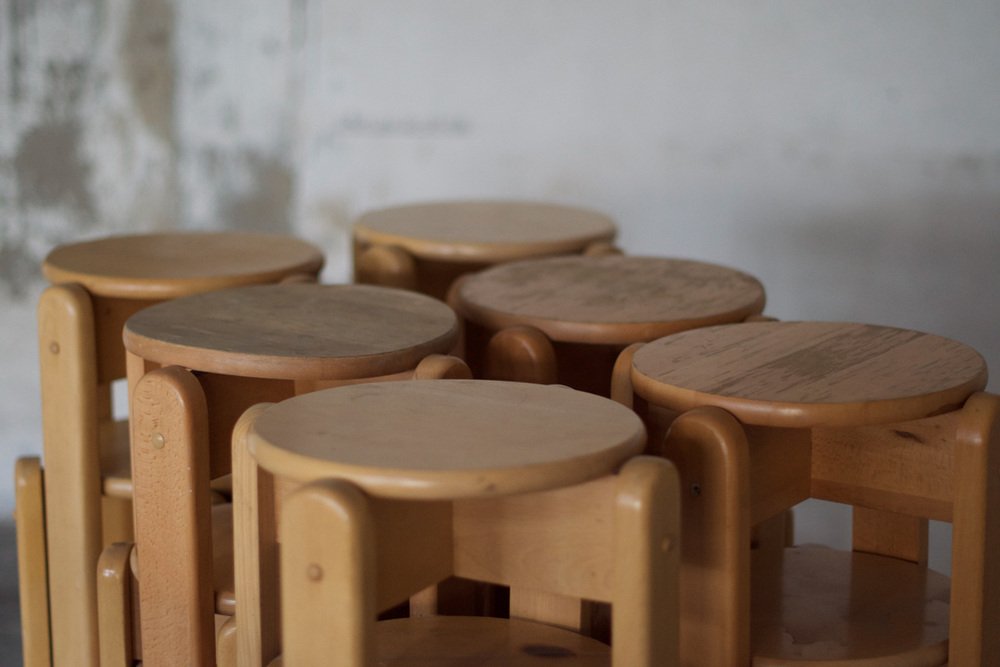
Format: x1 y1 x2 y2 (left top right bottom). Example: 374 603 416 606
43 232 324 298
632 321 987 427
354 201 615 262
455 256 765 344
123 284 458 380
752 545 949 665
249 380 645 499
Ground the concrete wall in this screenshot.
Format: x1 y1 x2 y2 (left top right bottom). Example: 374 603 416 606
3 1 999 573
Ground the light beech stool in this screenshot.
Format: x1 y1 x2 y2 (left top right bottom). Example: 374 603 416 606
233 380 679 666
451 255 765 396
23 232 323 667
615 321 998 665
353 201 618 300
121 284 469 667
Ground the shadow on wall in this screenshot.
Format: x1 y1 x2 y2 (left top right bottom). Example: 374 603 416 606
741 192 1000 388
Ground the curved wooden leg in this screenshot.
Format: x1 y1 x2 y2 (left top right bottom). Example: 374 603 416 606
131 366 214 667
38 283 101 667
582 240 622 257
354 244 418 291
950 392 1000 665
661 407 750 667
15 457 52 667
412 354 473 380
97 542 135 667
485 325 557 384
613 456 681 667
611 343 644 407
216 615 237 667
280 480 376 666
233 403 279 667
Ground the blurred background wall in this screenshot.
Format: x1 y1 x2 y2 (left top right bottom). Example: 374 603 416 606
2 0 999 580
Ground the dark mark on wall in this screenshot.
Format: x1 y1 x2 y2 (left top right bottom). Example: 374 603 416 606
220 152 295 233
43 60 88 115
14 120 96 223
0 239 41 298
123 0 175 144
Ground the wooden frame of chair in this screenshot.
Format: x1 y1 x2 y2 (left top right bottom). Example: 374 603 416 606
128 355 470 667
274 455 680 666
616 386 999 665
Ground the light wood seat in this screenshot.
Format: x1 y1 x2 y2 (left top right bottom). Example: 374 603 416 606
353 201 618 299
235 380 678 666
615 320 997 665
752 545 949 666
268 617 613 667
29 231 324 667
123 285 470 666
452 255 765 395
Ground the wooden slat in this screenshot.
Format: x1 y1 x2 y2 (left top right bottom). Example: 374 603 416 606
131 366 215 667
96 542 135 666
38 283 101 667
15 458 52 667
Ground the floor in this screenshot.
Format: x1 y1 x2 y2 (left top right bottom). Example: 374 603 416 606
0 522 24 665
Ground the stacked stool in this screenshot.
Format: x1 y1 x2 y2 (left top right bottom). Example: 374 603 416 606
353 201 618 299
452 255 766 395
20 232 323 667
616 320 998 665
120 283 468 666
235 380 680 666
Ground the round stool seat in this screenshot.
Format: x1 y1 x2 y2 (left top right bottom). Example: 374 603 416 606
267 617 610 667
43 232 324 299
123 284 458 380
632 321 987 428
376 616 610 666
249 380 645 499
455 255 765 345
354 201 615 263
752 545 950 665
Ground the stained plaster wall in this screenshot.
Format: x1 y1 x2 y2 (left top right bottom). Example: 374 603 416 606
3 1 1000 575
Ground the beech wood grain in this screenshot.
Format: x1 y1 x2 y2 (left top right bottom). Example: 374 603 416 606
43 232 323 299
455 255 765 345
632 321 987 428
124 284 458 380
354 201 615 263
249 380 645 499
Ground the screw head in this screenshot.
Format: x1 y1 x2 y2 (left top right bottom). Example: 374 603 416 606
49 342 60 354
151 433 165 449
307 563 323 581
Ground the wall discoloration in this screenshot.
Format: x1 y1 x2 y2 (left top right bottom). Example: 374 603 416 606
0 239 41 298
220 152 295 232
14 120 95 222
122 0 175 144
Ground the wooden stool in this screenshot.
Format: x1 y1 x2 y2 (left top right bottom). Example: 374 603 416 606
616 321 997 665
234 380 679 666
353 201 618 300
25 232 323 667
452 255 765 396
122 283 468 667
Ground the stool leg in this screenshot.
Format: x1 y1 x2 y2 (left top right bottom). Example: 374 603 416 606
354 244 418 291
280 480 376 667
485 326 557 384
661 407 750 667
15 457 52 667
131 366 214 667
950 392 1000 664
97 542 135 666
233 404 280 667
38 283 101 667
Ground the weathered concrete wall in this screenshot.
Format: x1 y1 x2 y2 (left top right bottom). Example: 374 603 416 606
2 1 1000 572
